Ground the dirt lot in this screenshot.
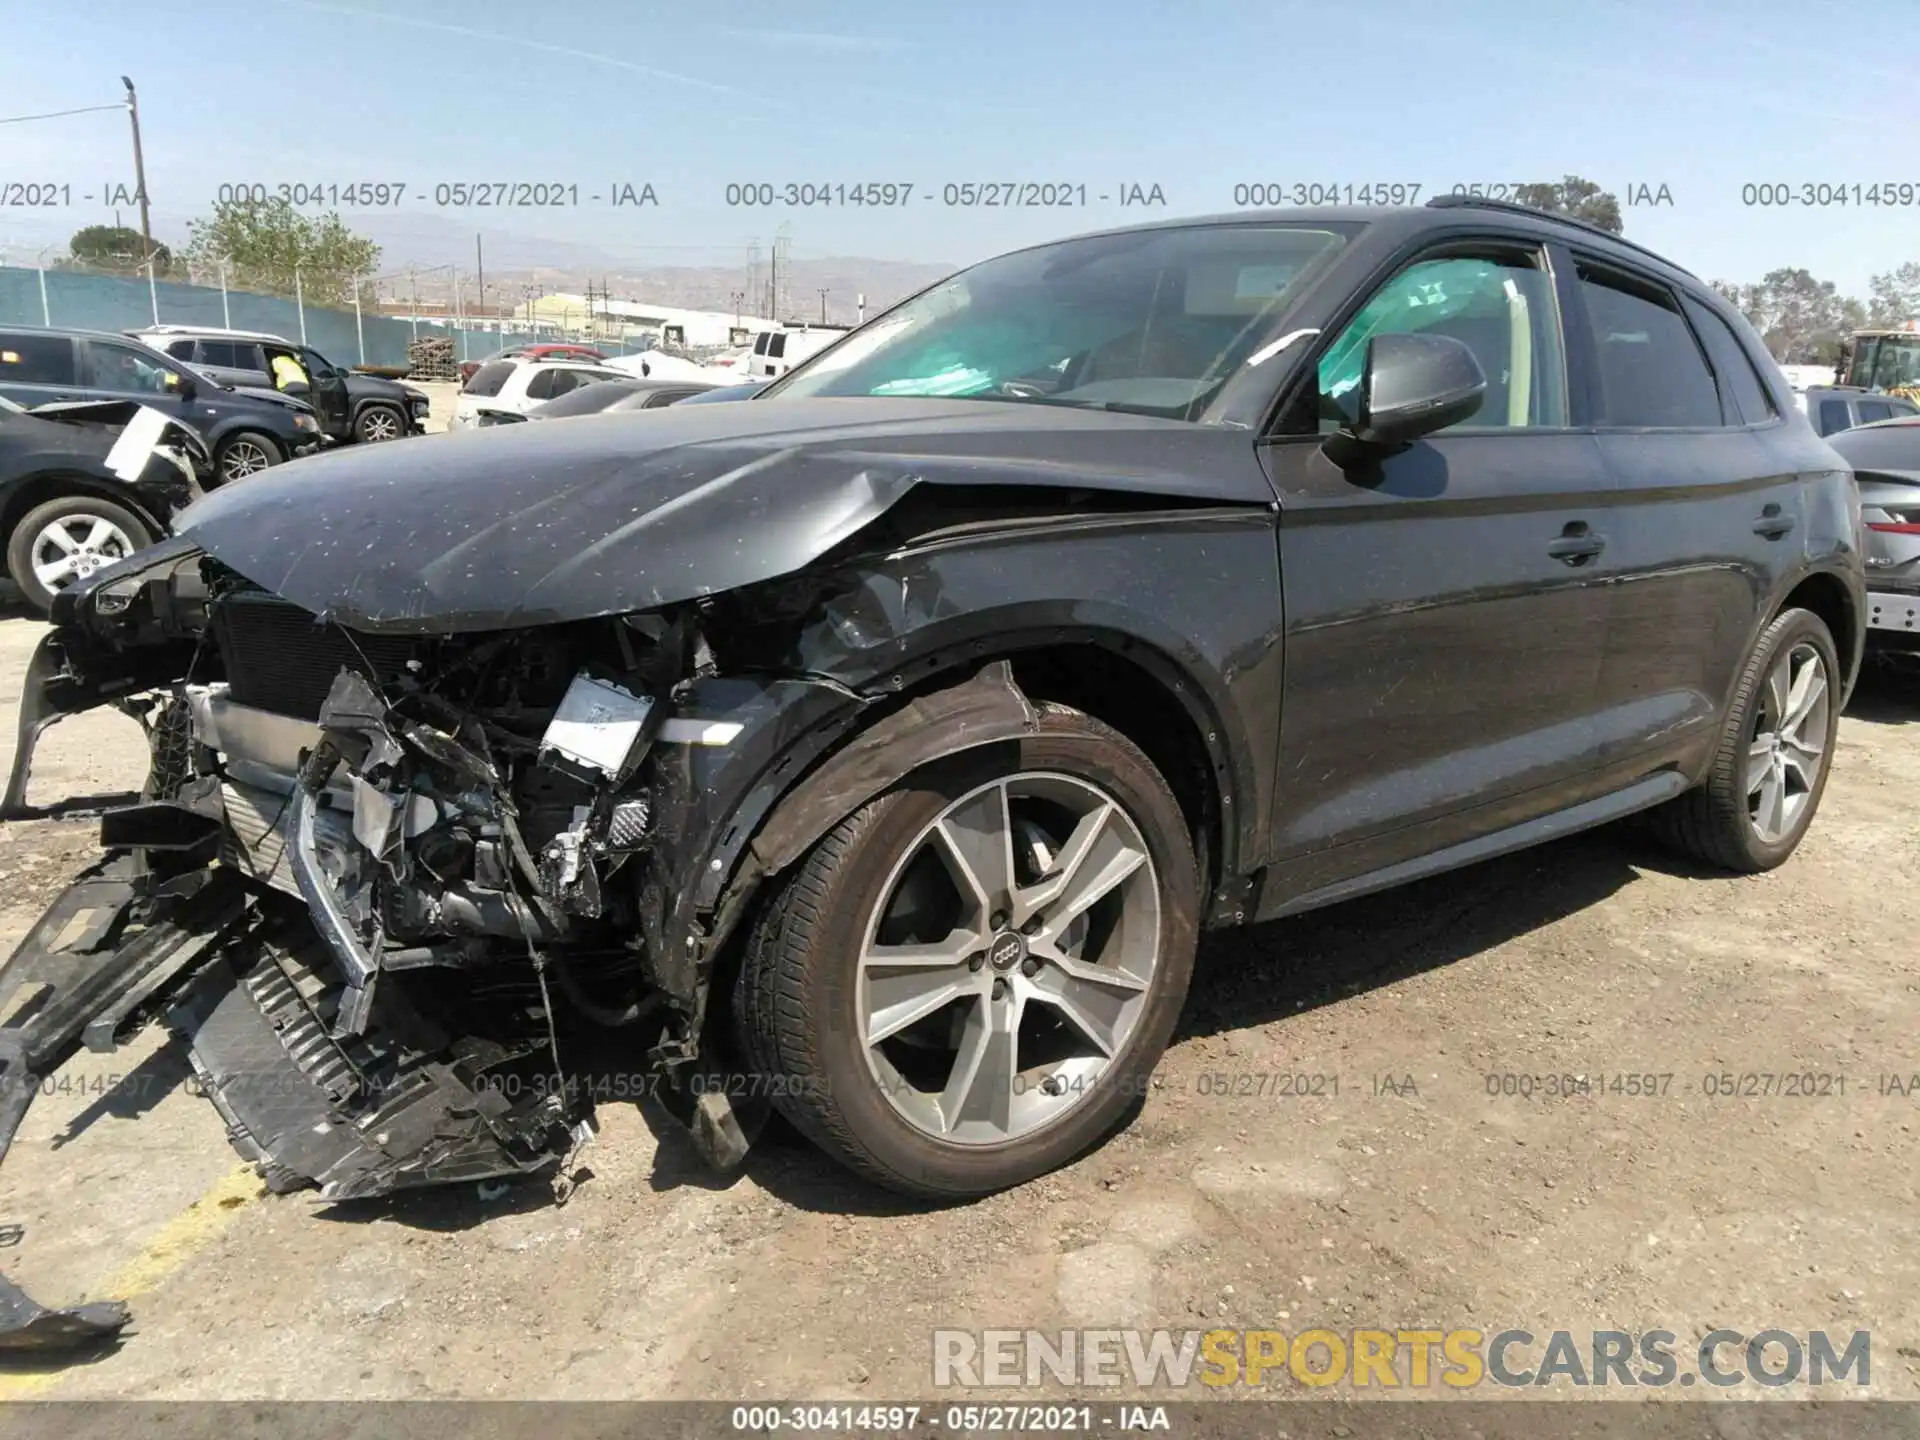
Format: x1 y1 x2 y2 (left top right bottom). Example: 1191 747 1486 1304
0 606 1914 1404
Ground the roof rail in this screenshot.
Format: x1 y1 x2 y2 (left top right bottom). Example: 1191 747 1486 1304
1424 193 1695 278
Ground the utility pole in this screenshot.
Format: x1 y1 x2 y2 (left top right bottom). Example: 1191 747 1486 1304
475 233 485 316
768 243 778 324
818 288 829 325
120 77 153 262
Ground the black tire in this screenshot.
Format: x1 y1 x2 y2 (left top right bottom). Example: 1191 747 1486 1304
734 703 1200 1198
1641 606 1841 872
353 405 404 443
5 494 153 615
215 431 282 484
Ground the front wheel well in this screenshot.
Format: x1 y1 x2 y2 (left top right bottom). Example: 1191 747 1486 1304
1003 644 1224 900
0 472 165 550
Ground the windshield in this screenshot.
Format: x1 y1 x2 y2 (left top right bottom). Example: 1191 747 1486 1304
1868 337 1920 391
767 224 1352 419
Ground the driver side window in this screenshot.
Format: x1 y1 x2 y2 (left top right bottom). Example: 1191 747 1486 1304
1314 250 1568 434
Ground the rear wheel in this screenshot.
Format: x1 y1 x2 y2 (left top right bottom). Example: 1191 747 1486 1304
216 431 281 484
6 495 152 614
735 705 1199 1198
1642 607 1840 872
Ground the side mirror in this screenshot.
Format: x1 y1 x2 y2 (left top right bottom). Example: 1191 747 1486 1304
1324 332 1485 465
164 370 197 401
282 379 311 397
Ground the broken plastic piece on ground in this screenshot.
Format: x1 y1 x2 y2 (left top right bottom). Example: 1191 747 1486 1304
0 1273 129 1352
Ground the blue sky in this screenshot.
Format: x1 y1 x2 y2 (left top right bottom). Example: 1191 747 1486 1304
0 0 1913 292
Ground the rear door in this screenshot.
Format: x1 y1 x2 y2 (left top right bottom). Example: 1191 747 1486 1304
0 332 82 406
1259 237 1619 897
194 340 256 388
1571 259 1802 788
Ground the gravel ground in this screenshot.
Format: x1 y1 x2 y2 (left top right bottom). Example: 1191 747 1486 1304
0 601 1914 1404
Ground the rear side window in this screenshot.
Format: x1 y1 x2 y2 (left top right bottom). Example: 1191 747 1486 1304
465 361 516 396
164 339 196 360
1576 264 1721 428
1858 400 1894 424
1817 399 1850 436
523 368 560 401
0 332 77 385
200 340 238 367
1682 299 1778 425
767 333 787 359
1892 399 1919 418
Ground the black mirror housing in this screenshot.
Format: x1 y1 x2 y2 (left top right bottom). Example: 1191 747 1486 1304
1326 332 1486 464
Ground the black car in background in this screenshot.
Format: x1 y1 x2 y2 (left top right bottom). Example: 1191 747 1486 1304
1803 384 1920 437
0 327 322 485
130 327 431 445
0 396 203 612
0 200 1867 1222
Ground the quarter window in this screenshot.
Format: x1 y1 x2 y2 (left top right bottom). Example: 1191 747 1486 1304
1817 399 1850 436
1858 400 1894 424
1576 265 1721 428
1682 298 1778 425
1314 250 1567 432
200 340 239 367
164 339 196 360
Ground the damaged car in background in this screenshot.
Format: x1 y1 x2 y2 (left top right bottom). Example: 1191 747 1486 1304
0 203 1865 1345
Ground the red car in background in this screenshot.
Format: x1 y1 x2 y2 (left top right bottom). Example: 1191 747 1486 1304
457 343 607 385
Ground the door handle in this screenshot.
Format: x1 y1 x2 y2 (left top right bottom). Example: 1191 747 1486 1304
1753 504 1795 540
1547 522 1606 564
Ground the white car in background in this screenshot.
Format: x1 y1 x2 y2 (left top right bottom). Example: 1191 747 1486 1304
603 349 738 384
741 326 849 379
452 358 629 430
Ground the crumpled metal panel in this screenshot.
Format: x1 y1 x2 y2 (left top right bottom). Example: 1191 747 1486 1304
172 396 1274 633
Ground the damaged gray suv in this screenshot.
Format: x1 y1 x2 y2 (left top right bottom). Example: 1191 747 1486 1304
0 201 1866 1333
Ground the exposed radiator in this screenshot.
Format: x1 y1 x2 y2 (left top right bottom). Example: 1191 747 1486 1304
212 592 418 721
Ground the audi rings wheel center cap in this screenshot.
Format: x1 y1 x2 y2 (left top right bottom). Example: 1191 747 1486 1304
988 931 1027 972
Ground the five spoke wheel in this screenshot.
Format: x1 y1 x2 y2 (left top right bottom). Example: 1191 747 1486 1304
858 773 1160 1145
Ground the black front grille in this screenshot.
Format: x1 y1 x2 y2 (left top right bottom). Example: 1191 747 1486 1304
213 592 419 720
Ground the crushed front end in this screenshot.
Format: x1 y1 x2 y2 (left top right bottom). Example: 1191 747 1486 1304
0 543 875 1343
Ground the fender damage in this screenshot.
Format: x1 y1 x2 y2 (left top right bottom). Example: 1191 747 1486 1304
0 400 1274 1346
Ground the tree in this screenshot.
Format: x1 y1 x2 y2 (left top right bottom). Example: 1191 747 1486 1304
1511 174 1623 234
1729 267 1856 364
66 224 172 273
1866 261 1920 328
181 197 380 307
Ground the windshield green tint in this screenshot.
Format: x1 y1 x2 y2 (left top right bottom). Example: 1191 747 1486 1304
770 225 1350 419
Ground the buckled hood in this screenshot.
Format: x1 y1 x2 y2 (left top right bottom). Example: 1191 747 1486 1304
174 396 1270 632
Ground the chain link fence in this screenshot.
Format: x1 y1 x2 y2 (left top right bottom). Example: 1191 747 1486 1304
0 251 657 373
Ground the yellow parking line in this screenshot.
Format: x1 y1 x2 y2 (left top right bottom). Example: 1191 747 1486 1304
0 1162 264 1397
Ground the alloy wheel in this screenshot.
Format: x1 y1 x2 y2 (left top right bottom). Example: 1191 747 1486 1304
360 410 400 441
221 439 273 481
30 514 136 593
857 772 1160 1146
1746 640 1829 844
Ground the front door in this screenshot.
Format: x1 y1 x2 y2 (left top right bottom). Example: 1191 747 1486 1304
1257 241 1620 902
299 348 353 437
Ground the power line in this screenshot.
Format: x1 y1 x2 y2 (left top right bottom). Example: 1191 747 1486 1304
0 101 125 126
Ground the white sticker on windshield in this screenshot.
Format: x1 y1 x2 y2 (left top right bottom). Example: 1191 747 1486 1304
103 405 173 482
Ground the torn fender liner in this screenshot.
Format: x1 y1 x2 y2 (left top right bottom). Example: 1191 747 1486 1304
0 854 248 1351
0 1275 129 1352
